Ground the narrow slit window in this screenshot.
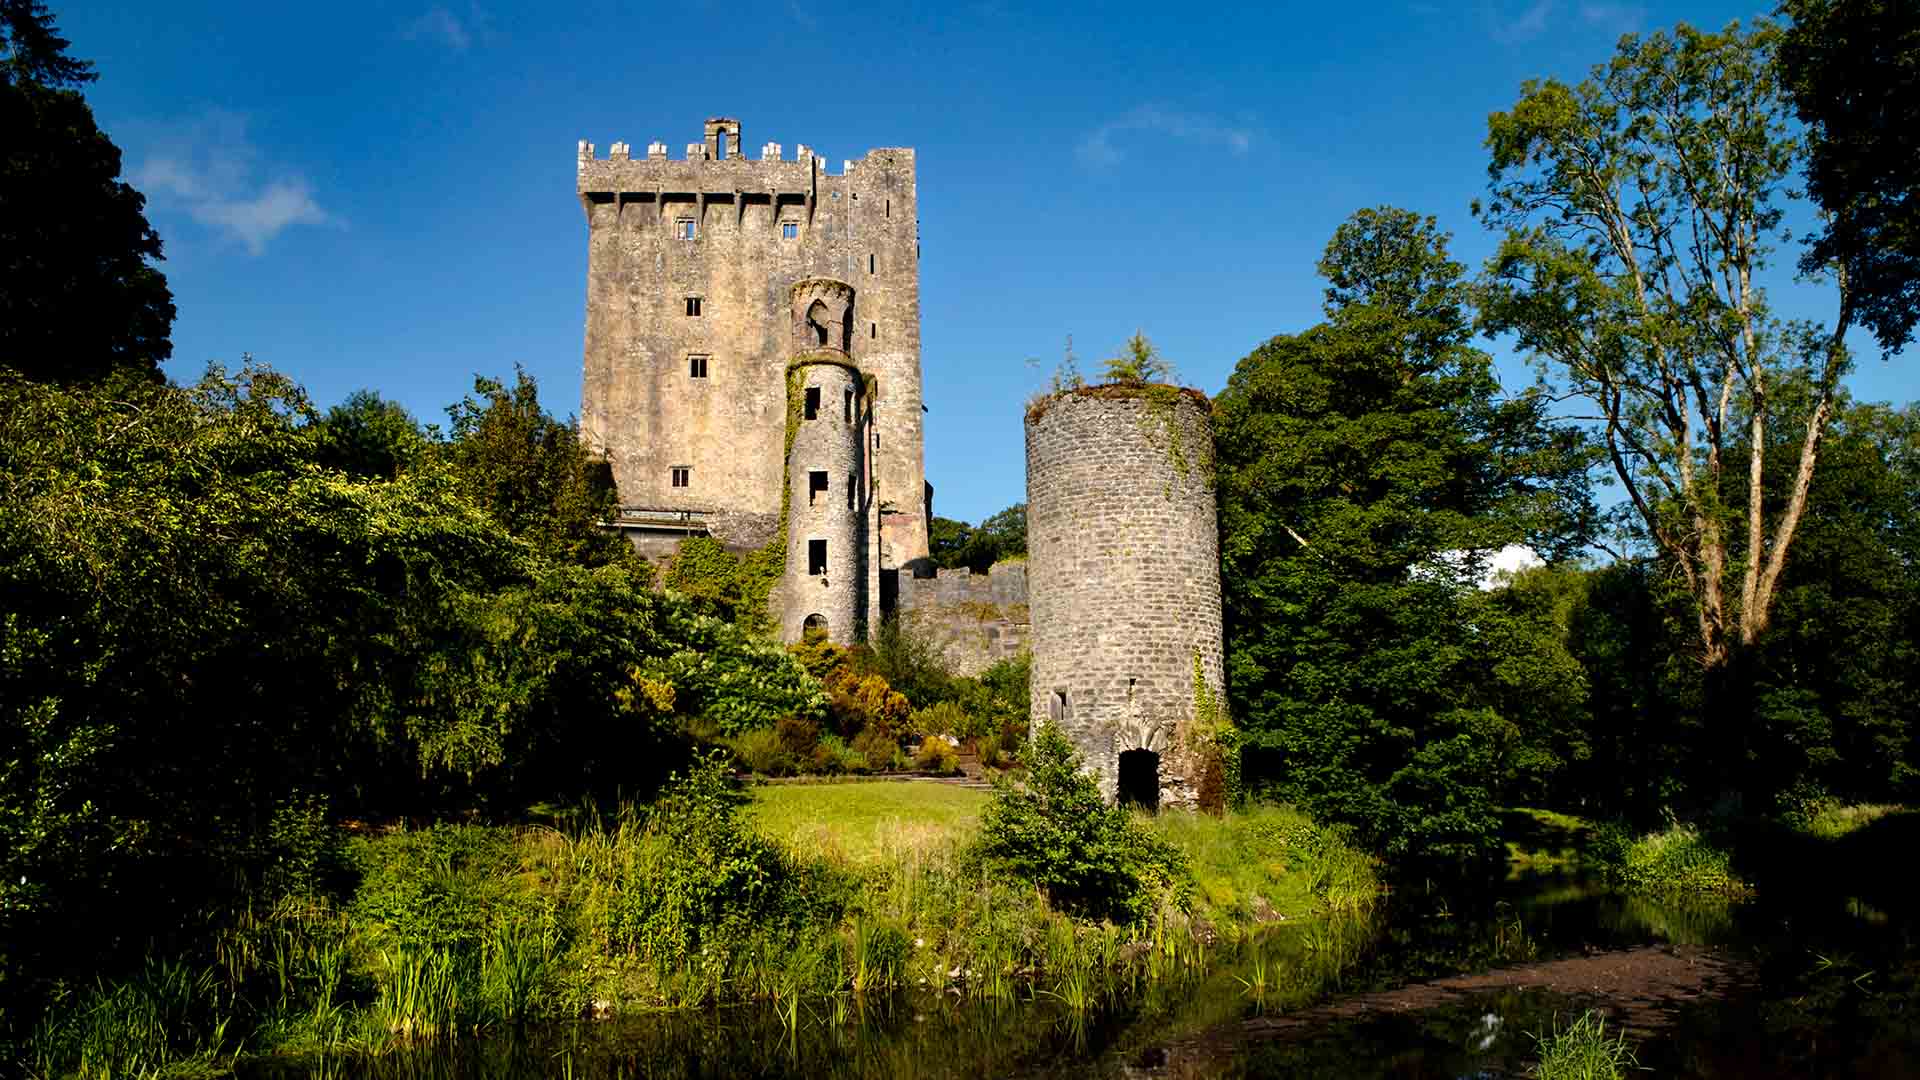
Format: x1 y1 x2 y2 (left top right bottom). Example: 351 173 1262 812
1050 690 1069 722
685 297 702 316
677 218 697 240
803 386 820 420
670 466 690 488
868 253 875 274
885 198 890 217
688 354 708 378
844 388 853 423
808 470 828 506
808 539 828 576
846 472 855 509
781 221 798 240
870 322 876 339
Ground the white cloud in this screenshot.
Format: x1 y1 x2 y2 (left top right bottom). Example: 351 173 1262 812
403 5 474 50
1076 105 1254 168
1490 0 1554 43
1578 2 1645 33
133 111 332 256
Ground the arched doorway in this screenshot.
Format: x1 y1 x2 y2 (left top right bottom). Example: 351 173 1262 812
802 613 829 640
1118 749 1159 812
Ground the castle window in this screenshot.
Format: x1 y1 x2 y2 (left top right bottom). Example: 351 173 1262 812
885 198 890 217
847 472 855 509
781 221 798 240
685 297 701 316
808 470 828 506
688 354 708 378
868 253 875 274
1050 690 1070 722
808 539 828 576
677 218 696 240
671 466 690 488
844 388 853 423
870 322 876 339
804 386 820 420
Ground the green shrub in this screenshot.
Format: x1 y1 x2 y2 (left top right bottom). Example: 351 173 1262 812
910 700 968 737
915 737 960 774
727 727 793 776
971 722 1191 922
814 734 869 775
350 824 518 953
1592 821 1750 898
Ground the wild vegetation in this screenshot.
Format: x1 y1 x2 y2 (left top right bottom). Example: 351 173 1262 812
3 2 1919 1075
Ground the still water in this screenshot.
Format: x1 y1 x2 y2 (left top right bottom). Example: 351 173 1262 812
247 871 1920 1079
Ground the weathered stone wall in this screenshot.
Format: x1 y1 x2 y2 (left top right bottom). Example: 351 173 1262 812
1024 387 1224 808
576 120 926 570
895 562 1030 675
784 357 869 643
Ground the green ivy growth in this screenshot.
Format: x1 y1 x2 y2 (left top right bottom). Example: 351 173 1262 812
1189 649 1240 812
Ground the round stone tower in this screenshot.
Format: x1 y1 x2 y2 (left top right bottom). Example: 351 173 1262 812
783 353 867 643
1024 386 1226 810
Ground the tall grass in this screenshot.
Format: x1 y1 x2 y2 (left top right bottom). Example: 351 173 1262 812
26 957 235 1080
1530 1010 1638 1079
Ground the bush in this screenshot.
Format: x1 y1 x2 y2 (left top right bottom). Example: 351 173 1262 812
727 727 793 776
971 722 1191 922
910 700 967 737
1591 821 1750 898
915 737 959 774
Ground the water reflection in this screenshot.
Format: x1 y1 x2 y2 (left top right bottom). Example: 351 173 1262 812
244 872 1919 1080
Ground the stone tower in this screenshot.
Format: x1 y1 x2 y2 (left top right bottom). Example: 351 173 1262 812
1024 386 1226 809
576 118 929 640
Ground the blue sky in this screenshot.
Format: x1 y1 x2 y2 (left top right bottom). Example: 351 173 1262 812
63 0 1915 526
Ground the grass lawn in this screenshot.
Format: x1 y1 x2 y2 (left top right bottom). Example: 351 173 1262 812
749 780 989 864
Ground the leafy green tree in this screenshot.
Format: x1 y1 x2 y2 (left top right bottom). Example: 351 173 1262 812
927 503 1027 573
442 366 633 569
314 389 428 479
973 722 1189 922
0 1 174 381
1216 207 1594 867
928 515 975 569
1779 0 1920 357
1101 331 1175 384
1477 21 1856 674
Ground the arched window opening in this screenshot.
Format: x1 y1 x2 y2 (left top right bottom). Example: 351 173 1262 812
1118 749 1159 812
807 300 830 346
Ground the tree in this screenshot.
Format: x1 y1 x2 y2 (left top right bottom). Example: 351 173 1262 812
927 503 1026 573
1477 21 1855 673
441 366 633 569
1 1 174 381
1217 207 1595 867
1779 0 1920 358
314 389 428 479
1101 331 1175 384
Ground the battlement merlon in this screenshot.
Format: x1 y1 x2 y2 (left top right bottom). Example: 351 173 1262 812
576 140 914 204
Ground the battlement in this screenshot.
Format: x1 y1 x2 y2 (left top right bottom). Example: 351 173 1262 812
578 121 911 195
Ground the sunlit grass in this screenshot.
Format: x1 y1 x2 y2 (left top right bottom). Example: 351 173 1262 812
1799 802 1912 840
749 780 988 864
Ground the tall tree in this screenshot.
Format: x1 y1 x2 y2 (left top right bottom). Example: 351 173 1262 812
0 0 174 381
1779 0 1920 358
1477 21 1854 672
1217 207 1594 866
441 367 633 570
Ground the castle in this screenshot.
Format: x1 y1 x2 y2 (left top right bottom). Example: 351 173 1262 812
577 118 1227 809
576 118 928 642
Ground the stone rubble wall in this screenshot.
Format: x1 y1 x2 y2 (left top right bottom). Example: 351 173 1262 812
895 562 1030 676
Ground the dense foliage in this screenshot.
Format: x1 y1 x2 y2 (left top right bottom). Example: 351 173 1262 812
929 503 1027 573
1216 207 1595 868
973 723 1191 923
1779 0 1920 358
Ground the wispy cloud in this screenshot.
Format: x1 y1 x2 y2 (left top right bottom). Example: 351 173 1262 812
133 111 332 256
1489 0 1554 43
403 4 492 51
1579 2 1645 34
1076 105 1254 168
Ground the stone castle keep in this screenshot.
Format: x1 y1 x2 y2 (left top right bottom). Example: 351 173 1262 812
578 118 1226 806
577 118 927 642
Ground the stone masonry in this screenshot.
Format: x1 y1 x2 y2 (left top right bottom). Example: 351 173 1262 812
577 118 930 639
1024 387 1225 808
895 562 1031 676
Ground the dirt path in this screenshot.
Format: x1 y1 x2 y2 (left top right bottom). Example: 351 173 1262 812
1240 943 1754 1039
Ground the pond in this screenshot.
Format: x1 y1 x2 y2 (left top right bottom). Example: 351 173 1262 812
244 869 1920 1079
